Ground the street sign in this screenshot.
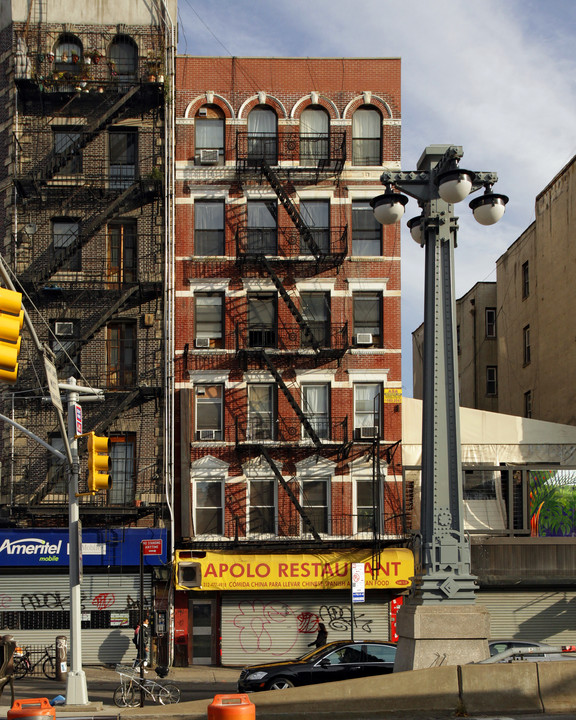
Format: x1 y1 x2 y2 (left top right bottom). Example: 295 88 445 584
352 562 365 603
142 539 162 556
75 404 82 435
44 355 63 413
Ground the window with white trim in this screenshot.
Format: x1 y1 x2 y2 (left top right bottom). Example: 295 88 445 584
354 383 381 440
301 476 329 535
195 293 223 349
194 478 224 535
355 475 381 534
353 292 382 347
195 201 225 256
352 106 381 166
195 384 223 441
302 384 330 439
248 384 275 441
248 478 276 535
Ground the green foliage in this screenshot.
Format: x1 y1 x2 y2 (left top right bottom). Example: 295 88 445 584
530 470 576 536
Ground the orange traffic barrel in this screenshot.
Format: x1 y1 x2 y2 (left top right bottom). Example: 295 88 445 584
207 694 255 720
8 699 55 720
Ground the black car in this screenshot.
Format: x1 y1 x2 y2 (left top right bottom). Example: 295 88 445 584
237 640 396 692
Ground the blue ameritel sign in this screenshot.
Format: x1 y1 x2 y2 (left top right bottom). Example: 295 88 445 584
0 528 167 567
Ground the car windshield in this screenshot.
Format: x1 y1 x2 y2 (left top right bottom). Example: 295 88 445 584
293 646 331 662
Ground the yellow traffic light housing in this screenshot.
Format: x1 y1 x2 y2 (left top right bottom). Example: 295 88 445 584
87 432 112 493
0 287 24 385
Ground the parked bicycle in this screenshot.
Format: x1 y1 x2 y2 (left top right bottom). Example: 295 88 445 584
113 664 180 707
13 645 57 680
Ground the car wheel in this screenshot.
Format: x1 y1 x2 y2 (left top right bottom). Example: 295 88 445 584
266 677 294 690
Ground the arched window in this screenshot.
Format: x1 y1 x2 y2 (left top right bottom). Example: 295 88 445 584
300 106 329 165
54 34 83 73
109 36 138 80
352 106 382 166
195 105 225 165
247 106 277 165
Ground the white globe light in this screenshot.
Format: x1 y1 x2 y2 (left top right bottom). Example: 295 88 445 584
469 193 509 226
437 170 475 203
407 215 423 244
370 192 408 225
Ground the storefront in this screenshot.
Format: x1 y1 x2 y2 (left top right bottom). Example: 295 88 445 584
174 547 413 666
0 527 167 664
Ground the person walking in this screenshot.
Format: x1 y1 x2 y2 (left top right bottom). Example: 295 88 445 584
134 617 151 671
308 622 328 648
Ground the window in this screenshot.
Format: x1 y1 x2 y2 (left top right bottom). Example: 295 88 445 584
485 308 497 338
301 477 329 534
353 292 382 346
195 201 225 255
109 36 138 79
107 322 136 387
195 385 223 440
52 218 81 271
248 294 276 348
302 384 330 439
352 106 381 165
248 384 275 440
301 292 330 347
486 366 498 396
195 479 223 535
522 261 530 299
249 479 275 535
109 434 135 505
53 128 82 175
523 325 531 365
352 201 381 255
356 476 380 533
300 200 330 254
247 201 277 255
108 220 137 282
354 383 381 439
247 106 277 164
300 107 329 165
109 129 137 189
195 105 225 163
54 34 82 73
524 390 533 418
195 293 223 349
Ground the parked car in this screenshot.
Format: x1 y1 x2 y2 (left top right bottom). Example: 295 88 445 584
488 639 576 662
237 640 396 692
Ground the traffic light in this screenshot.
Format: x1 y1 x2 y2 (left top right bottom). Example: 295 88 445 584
0 287 24 385
87 432 112 493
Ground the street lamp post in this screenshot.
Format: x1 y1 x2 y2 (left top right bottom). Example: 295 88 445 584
371 145 508 670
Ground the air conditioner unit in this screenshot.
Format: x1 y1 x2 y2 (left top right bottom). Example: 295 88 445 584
199 429 217 440
195 337 211 348
55 321 74 336
356 333 373 345
199 149 219 165
360 425 378 439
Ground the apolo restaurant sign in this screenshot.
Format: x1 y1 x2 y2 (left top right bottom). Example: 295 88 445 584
175 548 413 591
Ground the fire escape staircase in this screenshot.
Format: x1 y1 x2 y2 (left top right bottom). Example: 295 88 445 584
258 446 322 542
16 84 146 197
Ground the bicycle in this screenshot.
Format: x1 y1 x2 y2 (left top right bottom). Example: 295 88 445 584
113 664 180 707
13 645 57 680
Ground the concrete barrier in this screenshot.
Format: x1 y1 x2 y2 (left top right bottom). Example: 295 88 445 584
538 661 576 714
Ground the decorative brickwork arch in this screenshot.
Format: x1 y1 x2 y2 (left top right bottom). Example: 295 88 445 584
291 94 340 120
184 94 235 120
342 94 393 120
238 93 287 120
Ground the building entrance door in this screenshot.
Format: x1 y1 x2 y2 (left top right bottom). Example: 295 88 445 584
190 599 215 665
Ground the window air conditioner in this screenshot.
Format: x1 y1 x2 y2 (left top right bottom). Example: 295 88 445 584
199 149 219 165
360 425 378 439
355 333 373 345
195 337 211 348
199 429 217 440
55 322 74 336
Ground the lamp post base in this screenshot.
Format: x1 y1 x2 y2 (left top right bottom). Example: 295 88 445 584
394 602 490 671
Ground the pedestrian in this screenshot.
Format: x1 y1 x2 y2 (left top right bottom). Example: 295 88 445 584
134 617 151 671
308 622 328 648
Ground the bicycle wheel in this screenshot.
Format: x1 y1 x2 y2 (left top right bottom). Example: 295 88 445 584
113 684 137 708
43 656 57 680
158 683 180 705
13 657 29 680
158 684 180 705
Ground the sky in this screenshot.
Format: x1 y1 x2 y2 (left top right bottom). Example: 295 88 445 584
175 0 576 397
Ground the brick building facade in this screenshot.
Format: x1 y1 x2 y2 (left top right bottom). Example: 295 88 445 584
172 57 412 666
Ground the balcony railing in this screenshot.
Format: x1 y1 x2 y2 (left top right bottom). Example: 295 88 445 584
235 226 347 259
234 416 349 445
236 131 346 168
233 321 349 353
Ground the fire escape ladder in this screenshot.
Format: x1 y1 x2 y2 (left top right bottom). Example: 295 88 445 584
259 350 322 448
30 85 142 186
259 255 319 351
259 446 322 542
260 159 323 260
54 286 139 370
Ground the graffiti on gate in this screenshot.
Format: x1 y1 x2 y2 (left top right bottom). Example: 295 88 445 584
16 591 149 613
319 604 373 634
92 592 115 610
